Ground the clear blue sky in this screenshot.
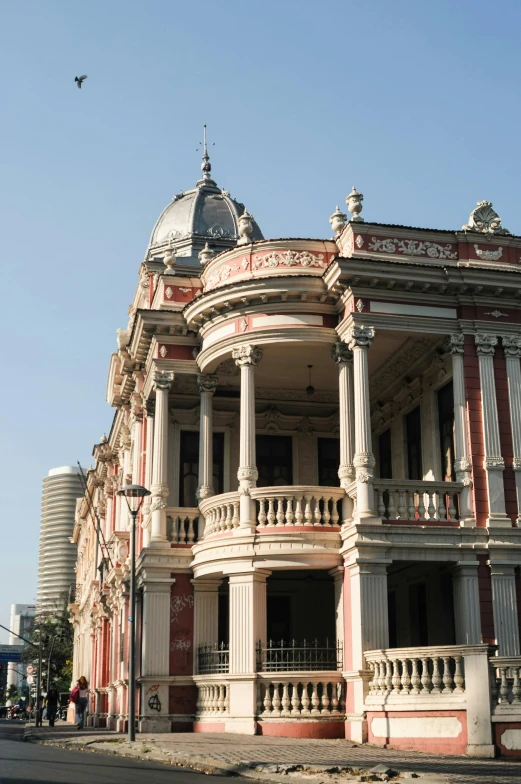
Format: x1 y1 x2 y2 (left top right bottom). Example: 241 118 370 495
1 0 520 642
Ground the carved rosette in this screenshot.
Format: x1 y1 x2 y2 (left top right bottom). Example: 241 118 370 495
338 464 355 488
483 456 505 471
346 325 375 350
512 457 521 471
454 457 472 474
153 370 175 391
446 334 465 355
150 482 169 500
232 344 263 367
237 466 259 483
475 334 497 356
501 335 521 359
197 373 219 394
331 341 353 364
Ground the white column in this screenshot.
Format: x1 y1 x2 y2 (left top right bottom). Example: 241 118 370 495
142 404 154 547
448 334 475 525
347 559 389 743
193 578 222 672
475 334 509 526
140 580 173 732
501 334 521 524
227 569 269 734
490 563 520 655
333 342 355 524
452 562 482 644
232 344 263 530
197 374 219 502
150 370 174 544
346 325 379 522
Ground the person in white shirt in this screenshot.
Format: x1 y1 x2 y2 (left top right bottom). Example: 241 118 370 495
73 676 89 729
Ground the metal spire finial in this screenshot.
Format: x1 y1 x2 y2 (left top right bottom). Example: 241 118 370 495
197 124 215 183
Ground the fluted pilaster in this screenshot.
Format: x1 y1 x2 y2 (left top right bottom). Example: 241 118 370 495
448 335 475 524
491 564 520 655
197 374 218 503
150 371 174 543
502 334 521 524
452 563 482 644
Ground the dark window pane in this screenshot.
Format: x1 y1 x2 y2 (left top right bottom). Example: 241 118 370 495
406 407 422 481
256 435 293 487
317 438 340 486
378 429 392 479
179 430 225 506
438 382 455 481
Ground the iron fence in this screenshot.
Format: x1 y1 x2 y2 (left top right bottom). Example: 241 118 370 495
197 643 229 674
256 639 343 672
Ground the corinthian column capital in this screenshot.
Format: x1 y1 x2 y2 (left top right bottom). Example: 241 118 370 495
475 333 497 356
197 373 219 394
232 344 263 367
153 370 174 391
346 325 375 350
446 334 465 355
331 341 353 364
501 334 521 359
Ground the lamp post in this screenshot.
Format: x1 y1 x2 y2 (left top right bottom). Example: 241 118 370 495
117 483 150 742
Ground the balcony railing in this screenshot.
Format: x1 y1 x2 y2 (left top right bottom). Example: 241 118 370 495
166 507 200 544
197 643 230 674
199 492 240 536
373 480 464 523
258 673 346 718
490 656 521 706
250 486 344 528
257 639 343 672
365 645 467 698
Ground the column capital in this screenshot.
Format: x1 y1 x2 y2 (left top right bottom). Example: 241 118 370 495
346 325 375 350
153 370 174 391
475 333 497 356
197 373 219 394
446 333 465 355
232 344 263 367
501 334 521 358
331 341 353 364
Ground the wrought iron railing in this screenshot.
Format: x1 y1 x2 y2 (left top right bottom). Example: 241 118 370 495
256 639 343 672
197 643 230 674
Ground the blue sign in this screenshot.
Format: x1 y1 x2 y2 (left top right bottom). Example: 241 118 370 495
0 652 21 662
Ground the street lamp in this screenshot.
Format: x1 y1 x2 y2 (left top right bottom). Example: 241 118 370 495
117 484 150 742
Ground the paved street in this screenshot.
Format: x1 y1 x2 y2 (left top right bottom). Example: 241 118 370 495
0 721 237 784
18 723 521 784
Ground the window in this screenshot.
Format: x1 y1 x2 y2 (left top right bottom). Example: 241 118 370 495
179 431 225 507
406 407 423 481
438 382 455 481
256 435 293 487
317 437 340 486
378 429 392 479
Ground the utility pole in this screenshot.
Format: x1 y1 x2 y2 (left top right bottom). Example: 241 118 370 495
35 634 43 727
46 635 57 695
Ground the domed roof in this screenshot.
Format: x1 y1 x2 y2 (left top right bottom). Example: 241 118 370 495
146 134 264 265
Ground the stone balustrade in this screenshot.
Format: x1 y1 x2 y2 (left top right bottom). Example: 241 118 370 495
199 492 240 536
250 486 344 528
166 507 199 544
194 677 230 717
373 479 464 523
490 656 521 705
257 673 346 718
365 645 467 697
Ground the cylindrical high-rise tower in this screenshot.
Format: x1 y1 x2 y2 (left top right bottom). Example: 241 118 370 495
36 466 84 615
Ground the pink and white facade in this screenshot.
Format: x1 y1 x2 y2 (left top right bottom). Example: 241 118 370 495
70 157 521 757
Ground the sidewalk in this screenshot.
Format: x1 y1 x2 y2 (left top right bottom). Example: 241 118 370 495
24 724 521 784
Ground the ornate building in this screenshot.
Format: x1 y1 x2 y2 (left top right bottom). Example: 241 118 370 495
70 148 521 757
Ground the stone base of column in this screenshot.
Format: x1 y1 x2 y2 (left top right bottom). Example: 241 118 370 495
465 744 495 758
139 716 172 733
345 713 368 743
148 539 170 548
487 514 512 527
226 678 257 735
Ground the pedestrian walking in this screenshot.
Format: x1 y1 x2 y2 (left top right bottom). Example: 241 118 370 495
45 685 59 727
70 676 89 729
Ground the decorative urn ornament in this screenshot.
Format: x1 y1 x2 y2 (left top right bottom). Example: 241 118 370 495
329 206 348 236
237 209 254 246
163 248 176 274
462 200 511 236
346 186 364 222
198 242 215 265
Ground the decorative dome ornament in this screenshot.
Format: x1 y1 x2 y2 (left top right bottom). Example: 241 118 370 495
462 200 511 236
237 209 254 246
198 242 215 265
329 206 348 236
346 186 364 222
163 247 176 275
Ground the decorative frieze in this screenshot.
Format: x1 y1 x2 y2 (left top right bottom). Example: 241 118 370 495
253 250 326 270
367 237 457 260
474 244 503 261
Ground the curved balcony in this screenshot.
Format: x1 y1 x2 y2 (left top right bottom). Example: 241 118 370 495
199 486 345 538
372 479 465 523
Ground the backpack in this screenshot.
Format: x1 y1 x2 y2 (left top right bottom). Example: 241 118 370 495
70 687 79 704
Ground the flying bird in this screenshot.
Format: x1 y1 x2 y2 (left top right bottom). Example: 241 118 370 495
75 75 88 89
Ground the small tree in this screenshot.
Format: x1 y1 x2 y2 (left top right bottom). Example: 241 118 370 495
23 600 73 695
